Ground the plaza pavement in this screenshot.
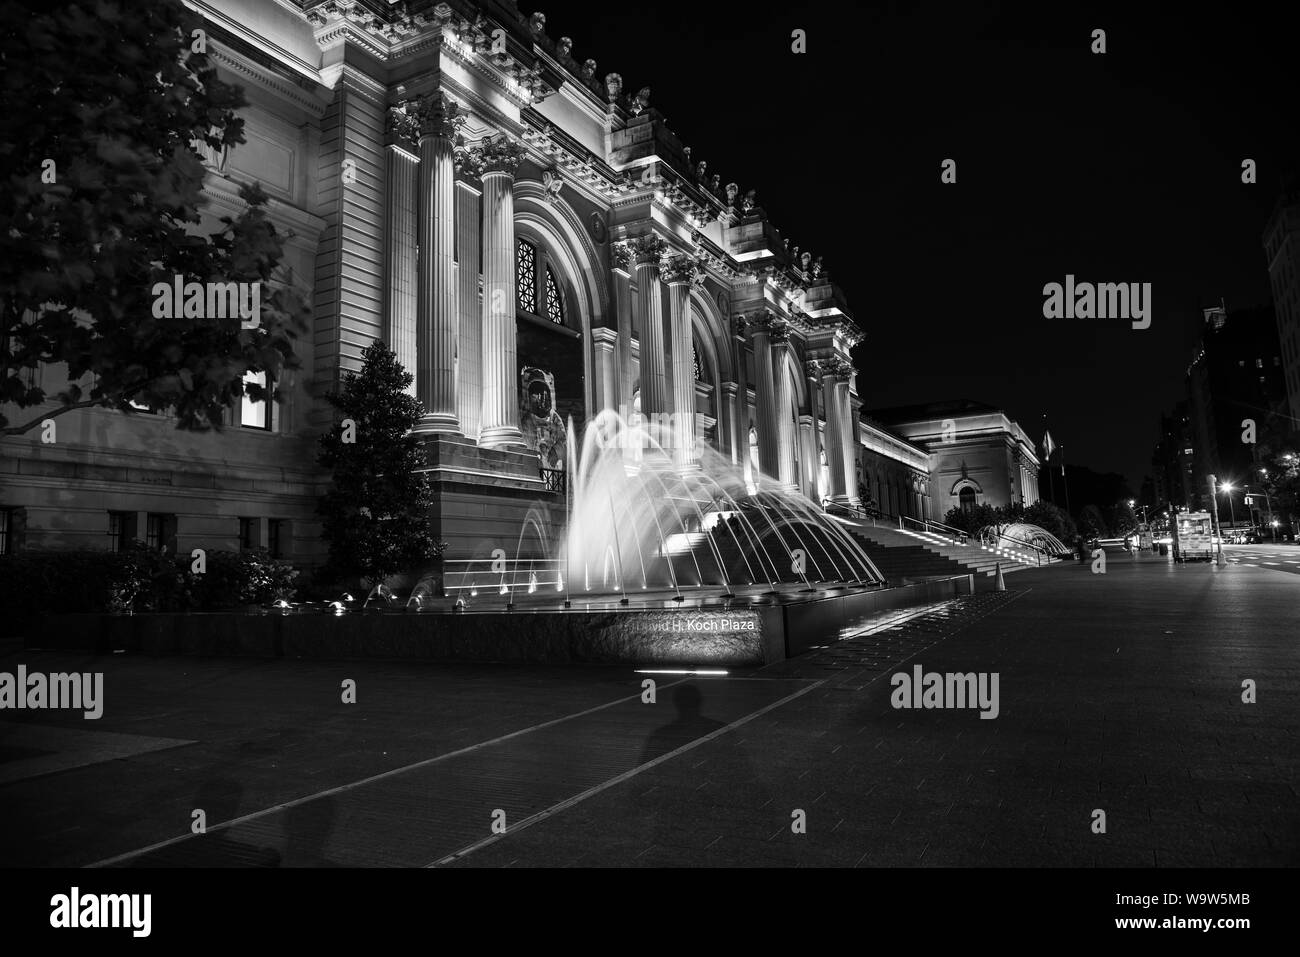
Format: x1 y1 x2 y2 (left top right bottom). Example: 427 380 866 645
1 547 1295 867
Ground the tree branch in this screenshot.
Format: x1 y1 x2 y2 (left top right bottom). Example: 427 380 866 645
1 382 152 436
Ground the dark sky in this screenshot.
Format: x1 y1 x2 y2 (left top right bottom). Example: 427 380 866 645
553 0 1299 487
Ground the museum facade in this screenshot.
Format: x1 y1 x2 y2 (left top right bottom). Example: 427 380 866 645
0 0 1039 564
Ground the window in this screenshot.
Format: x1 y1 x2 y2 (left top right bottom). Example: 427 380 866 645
1256 358 1263 368
107 511 135 553
239 517 259 552
517 239 570 329
544 265 564 324
959 487 977 514
516 239 537 313
268 519 288 559
241 371 272 430
692 342 702 383
145 513 176 554
0 508 12 555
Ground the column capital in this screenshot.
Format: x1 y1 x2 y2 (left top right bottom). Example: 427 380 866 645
610 241 633 273
403 92 465 141
662 253 705 285
627 233 670 266
466 133 526 177
745 309 787 340
815 355 853 380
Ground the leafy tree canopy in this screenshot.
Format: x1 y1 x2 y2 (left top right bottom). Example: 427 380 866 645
0 0 309 435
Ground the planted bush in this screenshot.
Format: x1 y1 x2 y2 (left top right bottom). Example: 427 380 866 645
0 544 299 616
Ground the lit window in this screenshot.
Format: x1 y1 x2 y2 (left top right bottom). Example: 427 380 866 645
241 370 271 430
516 240 537 313
544 264 564 324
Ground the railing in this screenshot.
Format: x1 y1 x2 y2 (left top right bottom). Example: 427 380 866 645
540 467 566 495
981 530 1052 566
900 515 970 544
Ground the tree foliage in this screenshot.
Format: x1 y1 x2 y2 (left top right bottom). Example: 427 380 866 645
0 0 309 435
317 341 443 586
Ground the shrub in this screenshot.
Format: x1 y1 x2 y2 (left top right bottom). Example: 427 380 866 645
0 545 298 617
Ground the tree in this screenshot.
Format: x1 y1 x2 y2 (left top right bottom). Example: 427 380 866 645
1023 500 1077 541
1076 504 1109 539
317 341 443 587
0 0 309 435
1256 419 1299 531
1105 500 1138 536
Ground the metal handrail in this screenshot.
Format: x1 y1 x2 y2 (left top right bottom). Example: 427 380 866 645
900 515 970 544
984 532 1049 566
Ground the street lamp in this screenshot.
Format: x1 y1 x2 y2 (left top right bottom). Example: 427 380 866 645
1220 481 1237 531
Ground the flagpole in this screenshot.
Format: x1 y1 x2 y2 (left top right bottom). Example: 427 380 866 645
1043 414 1056 505
1061 444 1071 515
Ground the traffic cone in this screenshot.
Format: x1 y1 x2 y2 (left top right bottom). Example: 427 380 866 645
994 562 1006 591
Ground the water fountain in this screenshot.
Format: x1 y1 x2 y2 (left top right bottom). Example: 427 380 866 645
442 409 883 609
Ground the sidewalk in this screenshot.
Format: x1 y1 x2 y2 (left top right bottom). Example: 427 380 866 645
1 553 1295 867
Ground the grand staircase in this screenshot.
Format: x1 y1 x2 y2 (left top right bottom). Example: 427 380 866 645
841 519 1053 587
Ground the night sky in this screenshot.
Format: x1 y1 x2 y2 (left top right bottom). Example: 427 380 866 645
554 0 1300 488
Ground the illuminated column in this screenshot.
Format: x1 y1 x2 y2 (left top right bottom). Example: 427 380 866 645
454 152 483 441
610 246 634 412
819 359 848 503
663 253 700 468
798 414 818 498
631 235 669 451
411 93 462 435
720 381 741 465
773 336 799 491
747 311 783 480
473 134 526 450
593 327 618 412
383 106 419 396
835 366 857 504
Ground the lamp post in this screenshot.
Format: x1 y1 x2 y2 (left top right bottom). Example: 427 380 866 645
1220 481 1237 534
1208 474 1225 565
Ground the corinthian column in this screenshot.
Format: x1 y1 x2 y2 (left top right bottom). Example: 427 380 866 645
471 134 527 450
629 235 669 451
663 253 701 468
772 331 798 491
410 93 463 436
817 358 848 503
453 150 484 441
383 105 420 396
746 311 783 480
836 367 858 503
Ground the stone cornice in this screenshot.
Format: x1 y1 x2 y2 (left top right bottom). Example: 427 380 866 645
209 43 330 119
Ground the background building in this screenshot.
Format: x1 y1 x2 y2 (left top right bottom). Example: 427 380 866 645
864 400 1041 521
1185 302 1286 508
1263 174 1300 428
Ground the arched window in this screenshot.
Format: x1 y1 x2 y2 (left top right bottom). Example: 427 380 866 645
960 486 977 514
516 238 568 327
516 240 536 313
749 426 759 473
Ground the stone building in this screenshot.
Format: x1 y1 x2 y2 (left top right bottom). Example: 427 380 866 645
1 0 878 562
865 400 1042 522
